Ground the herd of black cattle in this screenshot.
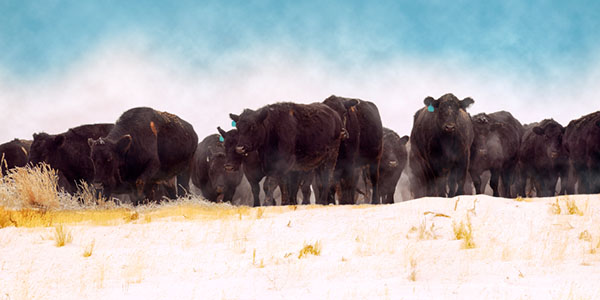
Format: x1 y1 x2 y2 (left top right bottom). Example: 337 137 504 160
1 93 599 206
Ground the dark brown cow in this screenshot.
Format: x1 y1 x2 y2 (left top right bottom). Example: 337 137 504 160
229 102 343 205
378 128 408 204
516 119 565 197
322 95 383 205
563 111 600 194
409 93 475 198
28 124 114 193
218 127 266 206
0 139 31 176
88 107 197 204
469 111 523 197
191 134 243 203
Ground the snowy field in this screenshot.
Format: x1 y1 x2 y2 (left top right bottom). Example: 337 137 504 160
2 194 600 300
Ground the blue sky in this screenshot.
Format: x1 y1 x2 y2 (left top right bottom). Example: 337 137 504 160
0 1 599 140
2 1 599 78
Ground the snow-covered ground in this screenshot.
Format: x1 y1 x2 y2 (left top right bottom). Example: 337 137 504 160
2 194 600 299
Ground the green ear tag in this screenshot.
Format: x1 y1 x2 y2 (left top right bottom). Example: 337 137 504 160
428 104 434 112
231 120 237 127
219 135 224 142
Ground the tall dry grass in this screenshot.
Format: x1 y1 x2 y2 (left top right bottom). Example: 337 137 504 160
0 163 61 210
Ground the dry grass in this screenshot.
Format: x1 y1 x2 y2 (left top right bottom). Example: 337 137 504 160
408 257 417 281
565 198 584 216
453 215 475 249
53 224 73 247
298 241 322 259
1 163 61 210
83 240 95 257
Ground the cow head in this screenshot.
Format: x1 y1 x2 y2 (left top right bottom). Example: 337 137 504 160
229 108 268 155
424 93 474 134
532 120 564 160
217 127 244 172
29 132 65 165
206 143 228 195
87 135 131 193
471 113 493 155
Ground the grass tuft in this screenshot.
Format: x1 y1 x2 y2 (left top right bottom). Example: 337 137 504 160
298 241 322 259
453 215 475 249
53 224 72 247
2 164 61 210
565 198 583 216
83 240 95 257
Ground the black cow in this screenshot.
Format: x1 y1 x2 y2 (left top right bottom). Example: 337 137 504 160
29 124 114 193
322 95 383 205
469 111 523 197
516 119 565 197
229 102 343 206
378 128 409 204
563 111 600 194
0 139 31 176
88 107 197 204
218 127 266 206
191 134 243 203
409 93 475 198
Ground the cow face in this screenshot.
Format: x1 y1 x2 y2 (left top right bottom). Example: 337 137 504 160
230 108 268 155
471 114 491 155
29 133 65 165
532 121 564 160
217 127 243 172
424 94 474 134
206 145 227 194
88 135 131 192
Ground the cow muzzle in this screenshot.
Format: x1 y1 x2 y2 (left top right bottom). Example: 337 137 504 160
443 123 456 133
550 151 559 159
224 164 235 172
388 160 398 168
93 183 104 190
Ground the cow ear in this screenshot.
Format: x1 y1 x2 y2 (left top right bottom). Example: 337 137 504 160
533 126 544 135
399 135 409 145
88 138 96 148
217 126 227 138
460 97 474 110
257 109 268 123
116 135 132 155
229 114 240 123
423 96 435 107
343 99 359 110
33 133 39 140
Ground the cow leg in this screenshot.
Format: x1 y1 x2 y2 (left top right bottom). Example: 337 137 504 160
249 179 262 207
176 166 192 197
263 177 277 206
470 169 483 195
489 169 500 197
300 172 312 205
368 162 380 204
222 186 237 204
500 163 516 198
279 176 291 206
288 172 301 205
339 167 357 205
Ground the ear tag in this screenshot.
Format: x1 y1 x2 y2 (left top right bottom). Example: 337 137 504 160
231 120 237 127
219 135 224 142
427 104 434 112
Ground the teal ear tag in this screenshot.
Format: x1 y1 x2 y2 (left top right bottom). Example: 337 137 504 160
219 135 224 142
231 120 237 127
427 104 434 112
